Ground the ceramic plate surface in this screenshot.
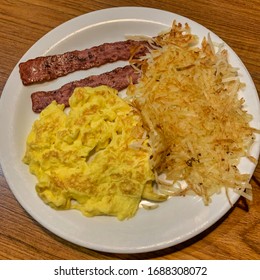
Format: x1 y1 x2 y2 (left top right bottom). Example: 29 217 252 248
0 7 259 253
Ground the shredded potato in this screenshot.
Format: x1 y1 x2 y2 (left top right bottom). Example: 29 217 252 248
127 21 259 205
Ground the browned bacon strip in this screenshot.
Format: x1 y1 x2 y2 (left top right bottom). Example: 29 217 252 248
19 40 147 85
31 65 140 113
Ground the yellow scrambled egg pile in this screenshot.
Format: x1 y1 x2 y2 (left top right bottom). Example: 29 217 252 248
23 86 164 220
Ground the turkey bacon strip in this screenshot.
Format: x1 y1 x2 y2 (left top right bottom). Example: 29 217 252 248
31 65 140 113
19 40 148 85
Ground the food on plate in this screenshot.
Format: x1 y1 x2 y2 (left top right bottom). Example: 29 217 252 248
22 20 259 220
23 86 166 220
128 21 259 204
31 65 140 113
19 40 149 85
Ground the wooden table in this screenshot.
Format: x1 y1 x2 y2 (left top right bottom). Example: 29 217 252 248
0 0 259 260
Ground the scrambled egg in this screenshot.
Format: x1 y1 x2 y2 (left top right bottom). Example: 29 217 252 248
23 86 165 220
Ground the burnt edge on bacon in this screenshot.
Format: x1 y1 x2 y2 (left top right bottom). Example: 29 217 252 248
31 65 140 113
19 40 148 85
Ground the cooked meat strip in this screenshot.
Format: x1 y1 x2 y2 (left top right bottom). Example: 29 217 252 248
31 65 140 113
19 40 148 85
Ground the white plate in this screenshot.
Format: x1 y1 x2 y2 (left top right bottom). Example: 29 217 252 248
0 7 259 254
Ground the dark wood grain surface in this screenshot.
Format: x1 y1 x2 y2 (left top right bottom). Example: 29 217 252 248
0 0 259 259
